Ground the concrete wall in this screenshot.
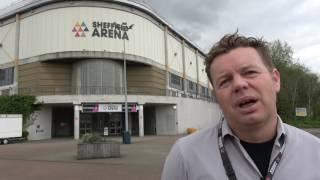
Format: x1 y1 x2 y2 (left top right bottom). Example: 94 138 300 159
176 98 221 134
27 106 52 140
155 105 177 135
154 98 220 135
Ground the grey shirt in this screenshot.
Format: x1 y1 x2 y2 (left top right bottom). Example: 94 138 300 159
161 118 320 180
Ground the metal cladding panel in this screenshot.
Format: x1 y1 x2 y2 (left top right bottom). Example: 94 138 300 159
72 59 124 95
184 46 197 80
167 34 183 74
197 54 208 85
0 23 16 64
19 7 165 65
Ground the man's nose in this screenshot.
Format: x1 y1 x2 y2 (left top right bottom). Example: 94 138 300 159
232 75 248 93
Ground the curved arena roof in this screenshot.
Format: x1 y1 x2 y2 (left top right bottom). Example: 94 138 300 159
0 0 206 56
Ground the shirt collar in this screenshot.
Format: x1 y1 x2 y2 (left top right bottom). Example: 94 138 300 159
221 118 236 138
275 116 286 147
220 115 287 147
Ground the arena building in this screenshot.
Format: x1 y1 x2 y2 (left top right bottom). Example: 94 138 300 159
0 0 220 140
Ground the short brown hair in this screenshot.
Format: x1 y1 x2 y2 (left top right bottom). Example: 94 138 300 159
205 32 273 86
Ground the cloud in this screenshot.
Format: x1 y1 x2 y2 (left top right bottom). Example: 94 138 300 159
133 0 229 49
2 0 320 74
136 0 320 74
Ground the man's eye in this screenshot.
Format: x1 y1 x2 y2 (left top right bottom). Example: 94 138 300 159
244 70 258 77
218 79 228 88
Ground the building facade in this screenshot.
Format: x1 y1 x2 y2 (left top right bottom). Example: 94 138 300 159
0 0 220 140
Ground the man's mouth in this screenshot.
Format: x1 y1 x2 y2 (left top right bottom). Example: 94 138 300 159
237 97 258 109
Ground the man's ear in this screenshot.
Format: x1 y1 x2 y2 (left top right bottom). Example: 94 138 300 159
272 68 281 93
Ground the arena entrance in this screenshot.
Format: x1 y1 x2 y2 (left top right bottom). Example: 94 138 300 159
80 103 139 137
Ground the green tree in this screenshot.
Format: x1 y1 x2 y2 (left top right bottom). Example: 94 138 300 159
0 95 42 127
270 40 320 122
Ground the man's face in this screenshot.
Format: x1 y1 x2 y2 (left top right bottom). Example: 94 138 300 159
210 47 280 130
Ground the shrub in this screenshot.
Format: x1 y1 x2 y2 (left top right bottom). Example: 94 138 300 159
0 95 42 126
80 133 106 143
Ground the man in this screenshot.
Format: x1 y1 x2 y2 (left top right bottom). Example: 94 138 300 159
161 32 320 180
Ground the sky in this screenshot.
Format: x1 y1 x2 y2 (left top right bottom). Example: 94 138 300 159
1 0 320 74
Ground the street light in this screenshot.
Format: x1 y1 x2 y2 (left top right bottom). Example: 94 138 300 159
122 39 131 144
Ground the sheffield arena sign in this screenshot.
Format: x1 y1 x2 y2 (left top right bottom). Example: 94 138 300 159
72 21 134 40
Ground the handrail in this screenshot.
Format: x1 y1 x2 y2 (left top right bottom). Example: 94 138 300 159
18 86 213 102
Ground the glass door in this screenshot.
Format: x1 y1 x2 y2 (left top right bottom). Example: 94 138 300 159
80 114 92 136
109 113 122 136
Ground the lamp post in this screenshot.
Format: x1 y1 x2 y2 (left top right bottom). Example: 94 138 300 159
123 39 131 144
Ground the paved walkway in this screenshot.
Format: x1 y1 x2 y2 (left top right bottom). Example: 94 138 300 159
1 129 319 180
0 136 181 180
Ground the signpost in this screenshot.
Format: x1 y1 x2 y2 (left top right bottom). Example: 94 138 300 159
296 107 307 117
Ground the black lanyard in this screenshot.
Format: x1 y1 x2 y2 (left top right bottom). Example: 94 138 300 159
218 120 286 180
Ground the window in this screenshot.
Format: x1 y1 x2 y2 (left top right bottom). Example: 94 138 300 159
170 73 184 90
187 80 197 94
201 86 206 95
199 85 208 97
189 81 194 90
0 69 4 81
0 67 14 86
171 73 181 86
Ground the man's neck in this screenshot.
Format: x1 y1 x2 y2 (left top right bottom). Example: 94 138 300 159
229 117 278 143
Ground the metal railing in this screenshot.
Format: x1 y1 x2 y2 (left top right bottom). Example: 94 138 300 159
18 86 213 102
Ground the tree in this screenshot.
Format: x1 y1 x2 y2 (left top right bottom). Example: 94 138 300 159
0 95 42 128
270 40 320 121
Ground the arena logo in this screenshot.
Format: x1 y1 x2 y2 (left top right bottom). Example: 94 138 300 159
72 21 89 37
72 21 134 40
91 21 134 40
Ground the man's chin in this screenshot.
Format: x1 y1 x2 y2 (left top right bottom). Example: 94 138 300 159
235 115 264 126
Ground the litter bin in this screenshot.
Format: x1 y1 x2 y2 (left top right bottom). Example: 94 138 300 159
122 131 131 144
104 127 108 136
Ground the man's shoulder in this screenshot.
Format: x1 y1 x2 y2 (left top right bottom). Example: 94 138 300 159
175 125 218 150
162 124 220 180
284 123 320 145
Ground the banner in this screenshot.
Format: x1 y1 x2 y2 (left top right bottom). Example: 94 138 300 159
82 103 138 113
98 104 122 112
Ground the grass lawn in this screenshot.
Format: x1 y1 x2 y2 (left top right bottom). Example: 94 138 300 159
286 119 320 128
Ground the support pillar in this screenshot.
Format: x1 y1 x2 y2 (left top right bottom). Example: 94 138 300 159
74 104 81 140
195 50 199 98
164 26 170 96
14 14 20 94
138 104 144 137
182 40 187 94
